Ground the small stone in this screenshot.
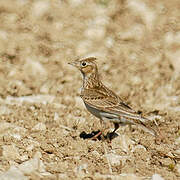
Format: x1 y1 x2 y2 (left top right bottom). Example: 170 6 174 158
58 174 68 179
32 0 49 17
164 31 180 46
11 133 21 141
2 144 20 160
0 122 15 133
112 134 134 153
118 25 144 41
77 117 86 124
0 105 11 115
40 143 54 154
40 83 49 94
105 153 128 166
127 0 155 29
74 163 88 175
152 174 164 180
5 95 55 105
70 0 84 6
105 37 114 48
24 59 47 77
91 150 100 158
159 158 173 167
75 97 84 109
0 166 27 180
0 30 8 40
130 76 142 85
84 26 106 40
166 51 180 73
32 123 46 131
26 144 34 152
54 112 59 121
95 173 142 180
18 152 45 175
176 164 180 175
76 40 93 55
19 155 29 162
175 137 180 145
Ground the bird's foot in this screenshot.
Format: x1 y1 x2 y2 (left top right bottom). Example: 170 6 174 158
80 130 101 140
79 130 118 142
105 132 119 142
90 131 102 140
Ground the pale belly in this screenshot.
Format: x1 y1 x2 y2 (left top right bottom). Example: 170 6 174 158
84 102 102 119
84 102 123 123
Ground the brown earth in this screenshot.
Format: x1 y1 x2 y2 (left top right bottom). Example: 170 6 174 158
0 0 180 179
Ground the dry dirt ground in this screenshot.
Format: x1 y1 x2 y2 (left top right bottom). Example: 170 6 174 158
0 0 180 179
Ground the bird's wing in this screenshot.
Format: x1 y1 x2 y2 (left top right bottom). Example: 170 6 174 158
81 87 141 120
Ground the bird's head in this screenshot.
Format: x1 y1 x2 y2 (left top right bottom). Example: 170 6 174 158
68 57 98 76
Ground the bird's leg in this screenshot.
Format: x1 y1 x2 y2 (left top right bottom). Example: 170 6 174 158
101 120 109 140
90 119 104 140
91 119 109 140
106 123 119 141
113 123 119 134
90 131 102 140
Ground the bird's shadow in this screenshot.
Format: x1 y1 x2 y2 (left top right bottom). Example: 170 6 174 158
79 130 118 141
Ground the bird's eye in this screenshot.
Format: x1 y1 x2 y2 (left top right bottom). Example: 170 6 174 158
81 62 86 67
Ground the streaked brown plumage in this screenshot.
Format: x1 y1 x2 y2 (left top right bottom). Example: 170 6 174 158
69 57 157 139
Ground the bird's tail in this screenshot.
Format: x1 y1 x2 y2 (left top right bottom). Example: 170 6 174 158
135 121 157 136
122 115 158 136
100 111 158 136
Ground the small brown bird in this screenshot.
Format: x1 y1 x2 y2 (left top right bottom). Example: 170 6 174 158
68 57 157 139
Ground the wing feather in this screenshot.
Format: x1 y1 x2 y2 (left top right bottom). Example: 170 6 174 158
81 86 141 120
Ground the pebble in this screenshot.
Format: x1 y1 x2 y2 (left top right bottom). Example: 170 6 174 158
32 122 46 131
118 25 144 41
18 152 46 175
32 0 49 17
105 153 128 166
95 173 142 180
0 30 8 40
165 51 180 73
5 95 55 105
164 31 180 46
54 112 59 121
76 40 93 55
84 26 106 40
24 59 47 77
0 106 11 115
74 163 88 175
175 137 180 145
75 96 84 109
0 166 27 180
152 174 164 180
176 164 180 175
112 134 134 153
127 0 156 29
2 144 20 160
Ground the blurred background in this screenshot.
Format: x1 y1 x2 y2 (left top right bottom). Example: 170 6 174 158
0 0 179 179
0 0 179 109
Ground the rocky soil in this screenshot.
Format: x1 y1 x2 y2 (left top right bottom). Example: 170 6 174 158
0 0 180 179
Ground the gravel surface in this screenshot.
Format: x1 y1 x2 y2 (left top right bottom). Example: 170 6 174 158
0 0 179 179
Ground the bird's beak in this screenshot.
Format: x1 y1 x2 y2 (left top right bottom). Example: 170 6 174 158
68 61 75 66
68 61 79 68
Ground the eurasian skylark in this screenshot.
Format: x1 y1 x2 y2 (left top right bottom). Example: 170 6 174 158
69 57 157 139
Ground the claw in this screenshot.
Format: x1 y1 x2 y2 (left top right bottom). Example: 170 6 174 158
90 131 102 140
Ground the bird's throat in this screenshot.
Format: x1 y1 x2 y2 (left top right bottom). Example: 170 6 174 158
82 71 101 89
